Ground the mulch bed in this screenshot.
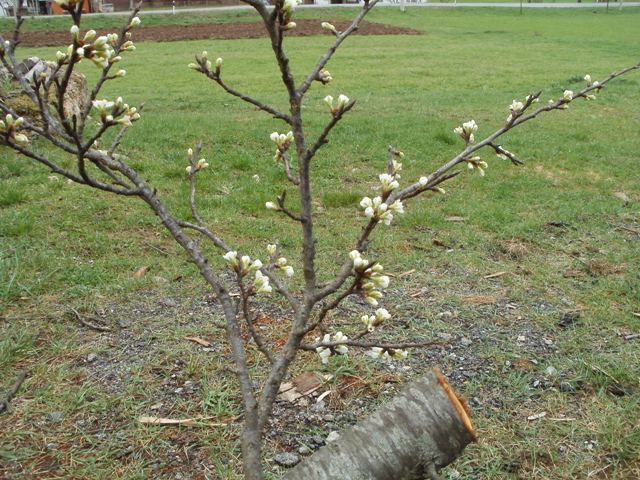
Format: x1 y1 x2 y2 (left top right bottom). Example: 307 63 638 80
9 20 422 47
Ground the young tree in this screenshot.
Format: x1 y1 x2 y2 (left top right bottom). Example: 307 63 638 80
0 1 637 478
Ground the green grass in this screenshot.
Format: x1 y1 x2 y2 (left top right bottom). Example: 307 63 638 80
1 6 639 480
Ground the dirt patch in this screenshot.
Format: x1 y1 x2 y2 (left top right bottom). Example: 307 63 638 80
9 20 422 48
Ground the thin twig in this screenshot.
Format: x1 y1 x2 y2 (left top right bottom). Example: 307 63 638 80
0 371 27 414
70 307 112 332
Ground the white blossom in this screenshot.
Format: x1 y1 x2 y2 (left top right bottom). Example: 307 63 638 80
265 201 279 210
419 176 428 187
563 90 574 102
379 173 399 193
584 74 592 84
337 94 350 109
223 251 238 266
129 16 141 28
267 244 277 257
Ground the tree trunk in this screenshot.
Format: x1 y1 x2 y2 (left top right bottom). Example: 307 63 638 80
284 369 476 480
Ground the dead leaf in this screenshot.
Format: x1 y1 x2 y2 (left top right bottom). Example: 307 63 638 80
563 269 582 278
527 411 547 421
484 271 507 279
133 266 149 278
138 415 227 427
462 295 496 305
445 216 466 222
184 336 212 347
613 191 630 203
277 373 331 403
432 239 449 248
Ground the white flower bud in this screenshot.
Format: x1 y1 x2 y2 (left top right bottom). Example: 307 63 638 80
215 57 223 68
337 94 350 109
223 251 238 266
70 25 79 38
129 16 141 28
584 74 592 84
563 90 573 102
419 176 428 186
265 201 279 210
321 22 337 34
286 22 296 29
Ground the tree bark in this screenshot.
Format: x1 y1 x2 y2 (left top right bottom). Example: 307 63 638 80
284 369 476 480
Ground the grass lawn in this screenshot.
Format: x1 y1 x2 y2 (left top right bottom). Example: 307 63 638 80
1 6 639 479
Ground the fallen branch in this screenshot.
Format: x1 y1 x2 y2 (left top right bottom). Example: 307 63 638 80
0 371 27 414
284 369 476 480
70 307 112 332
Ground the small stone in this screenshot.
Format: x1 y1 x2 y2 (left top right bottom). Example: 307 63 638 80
46 443 58 450
174 387 184 395
160 298 177 308
298 445 312 455
516 335 526 343
118 320 131 329
460 337 473 347
559 382 576 393
47 412 64 423
323 414 334 421
543 338 553 346
437 332 453 341
274 452 300 468
545 366 558 377
310 435 324 446
86 353 98 363
153 276 169 285
326 431 340 443
310 401 325 413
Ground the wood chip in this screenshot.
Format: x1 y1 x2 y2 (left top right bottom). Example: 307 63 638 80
138 415 227 427
277 373 331 403
398 269 416 278
462 295 496 305
527 412 547 421
484 271 507 279
445 216 466 222
632 312 640 318
133 266 150 278
184 336 212 347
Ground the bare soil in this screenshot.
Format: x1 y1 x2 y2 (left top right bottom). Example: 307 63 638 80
10 20 422 47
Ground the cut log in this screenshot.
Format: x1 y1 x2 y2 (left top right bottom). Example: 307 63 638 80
284 369 476 480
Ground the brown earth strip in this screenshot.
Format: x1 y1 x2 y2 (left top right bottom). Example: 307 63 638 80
9 20 422 48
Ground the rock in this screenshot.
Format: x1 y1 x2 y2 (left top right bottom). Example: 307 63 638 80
46 443 58 450
47 412 64 423
545 366 558 377
437 332 453 341
298 445 312 455
560 381 576 393
160 298 177 308
274 452 300 468
310 435 324 446
87 353 98 363
322 414 334 422
310 401 325 413
326 431 340 443
460 337 473 347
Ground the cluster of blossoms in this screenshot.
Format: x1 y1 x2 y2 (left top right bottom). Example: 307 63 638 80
366 347 408 361
267 244 294 277
359 173 404 225
466 156 488 177
506 99 524 124
321 22 338 35
454 119 478 144
361 308 391 332
189 51 223 75
555 89 574 109
270 131 294 161
315 332 349 364
56 21 136 70
281 0 301 29
583 74 598 100
350 250 389 306
185 148 209 175
0 114 29 145
92 97 140 127
316 68 333 85
223 251 272 294
324 94 350 116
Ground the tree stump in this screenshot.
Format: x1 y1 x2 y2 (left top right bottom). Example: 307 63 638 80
284 369 476 480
